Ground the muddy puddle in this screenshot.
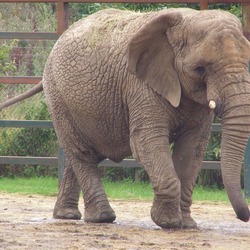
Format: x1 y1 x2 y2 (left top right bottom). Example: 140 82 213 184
0 192 250 249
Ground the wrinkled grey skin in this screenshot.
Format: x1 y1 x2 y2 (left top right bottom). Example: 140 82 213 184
2 8 250 229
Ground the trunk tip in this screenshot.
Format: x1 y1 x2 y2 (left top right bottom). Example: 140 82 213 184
236 207 250 222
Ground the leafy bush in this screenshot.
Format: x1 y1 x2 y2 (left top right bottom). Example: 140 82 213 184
0 97 58 178
0 3 57 177
0 40 17 75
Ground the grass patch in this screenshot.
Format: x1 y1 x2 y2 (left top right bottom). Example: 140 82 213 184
192 186 228 202
0 177 237 203
104 180 153 200
0 177 58 196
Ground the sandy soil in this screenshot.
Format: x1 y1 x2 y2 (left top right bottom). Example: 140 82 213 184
0 192 250 250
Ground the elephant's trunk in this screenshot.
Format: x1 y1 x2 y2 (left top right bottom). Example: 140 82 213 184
220 90 250 222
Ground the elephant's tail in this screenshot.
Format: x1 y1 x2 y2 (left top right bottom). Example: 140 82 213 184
0 81 43 110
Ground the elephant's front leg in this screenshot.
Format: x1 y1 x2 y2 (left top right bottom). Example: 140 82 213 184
172 124 212 228
130 131 182 229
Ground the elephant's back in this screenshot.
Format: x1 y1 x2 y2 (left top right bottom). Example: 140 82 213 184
45 9 154 115
55 9 146 52
62 9 148 45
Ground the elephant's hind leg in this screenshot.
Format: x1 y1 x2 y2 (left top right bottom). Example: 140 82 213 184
53 160 82 220
71 157 116 223
54 150 116 223
45 86 115 223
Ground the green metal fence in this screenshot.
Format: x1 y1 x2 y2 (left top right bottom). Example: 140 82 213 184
0 121 222 172
2 120 249 198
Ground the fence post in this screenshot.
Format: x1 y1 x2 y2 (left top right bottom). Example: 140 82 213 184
200 0 208 10
57 1 69 35
244 139 250 198
58 147 65 186
242 2 250 41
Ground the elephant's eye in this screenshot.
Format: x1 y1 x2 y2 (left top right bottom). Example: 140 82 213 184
194 66 206 75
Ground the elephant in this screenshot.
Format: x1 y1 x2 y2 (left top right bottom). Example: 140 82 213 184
1 7 250 229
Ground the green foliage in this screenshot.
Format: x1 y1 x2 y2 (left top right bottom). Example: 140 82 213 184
0 40 17 76
0 97 57 178
0 3 56 78
229 4 242 19
0 3 57 178
207 3 242 20
0 3 56 32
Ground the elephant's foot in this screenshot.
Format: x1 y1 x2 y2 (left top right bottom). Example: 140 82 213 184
53 206 82 220
84 203 116 223
151 198 182 229
182 213 197 229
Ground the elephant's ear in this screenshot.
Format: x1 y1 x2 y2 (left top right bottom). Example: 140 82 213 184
127 11 182 107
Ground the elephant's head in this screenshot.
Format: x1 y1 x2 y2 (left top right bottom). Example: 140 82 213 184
127 9 250 222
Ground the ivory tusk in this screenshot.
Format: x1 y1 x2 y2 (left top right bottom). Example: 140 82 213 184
209 100 216 110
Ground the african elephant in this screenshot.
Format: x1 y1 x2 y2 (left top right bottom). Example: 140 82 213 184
1 8 250 229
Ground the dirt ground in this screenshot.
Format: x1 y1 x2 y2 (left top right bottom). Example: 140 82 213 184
0 193 250 250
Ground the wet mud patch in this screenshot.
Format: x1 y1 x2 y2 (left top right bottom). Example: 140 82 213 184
0 192 250 249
